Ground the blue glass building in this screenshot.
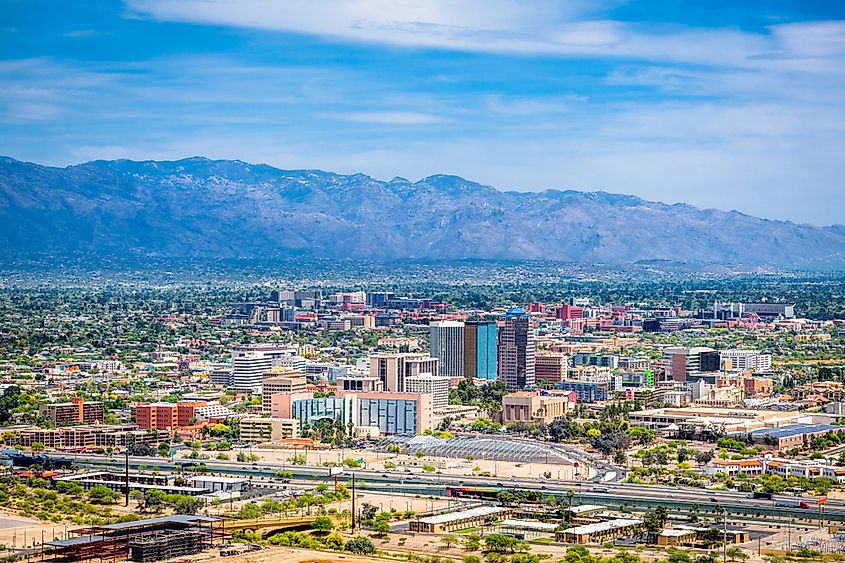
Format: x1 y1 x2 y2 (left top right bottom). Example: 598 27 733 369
464 321 498 380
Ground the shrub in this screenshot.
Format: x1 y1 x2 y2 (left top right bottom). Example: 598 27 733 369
346 535 375 555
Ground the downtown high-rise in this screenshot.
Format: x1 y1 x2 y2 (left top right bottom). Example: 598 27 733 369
497 308 535 391
464 321 497 380
429 321 465 378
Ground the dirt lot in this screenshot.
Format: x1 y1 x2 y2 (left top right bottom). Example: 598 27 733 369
175 546 389 563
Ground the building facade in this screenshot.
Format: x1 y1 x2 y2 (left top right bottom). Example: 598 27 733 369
368 353 439 393
429 321 465 378
39 397 104 427
497 308 536 391
663 347 719 382
535 352 569 385
239 417 300 442
231 351 272 393
502 390 576 424
261 375 308 411
404 374 450 409
464 321 498 381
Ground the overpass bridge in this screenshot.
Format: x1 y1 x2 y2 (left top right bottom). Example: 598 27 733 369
223 516 318 537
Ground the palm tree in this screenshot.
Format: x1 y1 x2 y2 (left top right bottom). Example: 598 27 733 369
565 489 575 522
726 546 748 562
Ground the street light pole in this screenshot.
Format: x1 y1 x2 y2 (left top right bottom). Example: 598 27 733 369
351 473 357 533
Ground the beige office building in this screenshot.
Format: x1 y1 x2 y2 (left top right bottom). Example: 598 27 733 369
502 390 576 424
239 417 300 443
369 353 439 393
261 373 308 411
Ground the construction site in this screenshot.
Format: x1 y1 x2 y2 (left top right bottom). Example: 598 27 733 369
43 515 226 562
129 529 209 562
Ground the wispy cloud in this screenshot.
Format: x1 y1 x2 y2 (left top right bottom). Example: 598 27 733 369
328 111 447 125
124 0 844 71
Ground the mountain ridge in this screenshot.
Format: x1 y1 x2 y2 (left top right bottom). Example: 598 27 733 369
1 155 843 267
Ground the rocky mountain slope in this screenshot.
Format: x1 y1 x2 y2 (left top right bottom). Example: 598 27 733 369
1 156 842 266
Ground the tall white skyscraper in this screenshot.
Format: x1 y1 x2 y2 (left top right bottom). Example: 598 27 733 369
429 321 465 378
232 349 273 393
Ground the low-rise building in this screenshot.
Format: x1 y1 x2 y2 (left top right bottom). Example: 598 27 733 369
187 476 249 493
502 390 577 424
747 423 841 450
704 454 845 482
628 406 799 434
53 471 206 496
557 518 642 544
558 380 611 402
239 417 300 443
39 397 104 427
13 424 158 449
409 506 509 533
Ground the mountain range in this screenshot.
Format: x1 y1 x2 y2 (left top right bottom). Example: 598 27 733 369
1 156 843 267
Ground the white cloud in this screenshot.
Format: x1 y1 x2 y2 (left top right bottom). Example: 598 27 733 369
327 111 446 124
124 0 845 72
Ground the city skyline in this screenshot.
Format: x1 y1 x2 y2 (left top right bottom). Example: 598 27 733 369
2 1 845 224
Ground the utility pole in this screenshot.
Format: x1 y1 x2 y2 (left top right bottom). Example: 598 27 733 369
788 518 793 552
124 450 130 507
351 473 357 533
722 510 727 563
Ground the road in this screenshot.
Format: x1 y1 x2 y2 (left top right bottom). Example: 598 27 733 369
37 452 845 524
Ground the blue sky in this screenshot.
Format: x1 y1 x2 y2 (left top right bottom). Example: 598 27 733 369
2 1 845 225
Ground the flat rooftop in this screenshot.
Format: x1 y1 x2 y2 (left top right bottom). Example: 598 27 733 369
749 423 839 439
188 476 248 483
563 518 642 536
500 519 558 532
570 504 606 514
416 506 508 525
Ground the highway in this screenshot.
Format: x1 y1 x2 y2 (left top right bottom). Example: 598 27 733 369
36 452 845 525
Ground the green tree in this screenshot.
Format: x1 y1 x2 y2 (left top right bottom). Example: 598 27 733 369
170 495 204 515
441 534 459 549
372 519 390 537
312 516 334 533
484 533 529 554
325 532 345 550
88 485 120 505
238 502 263 519
695 450 715 465
463 534 481 551
666 548 693 563
345 536 375 555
